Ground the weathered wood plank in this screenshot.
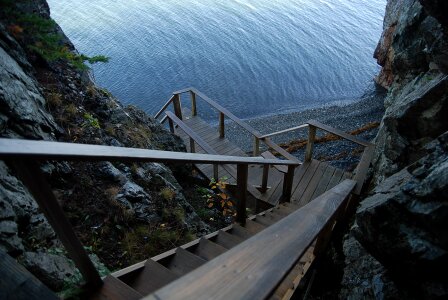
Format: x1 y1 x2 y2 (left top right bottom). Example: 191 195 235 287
129 259 178 295
352 144 375 195
298 162 328 205
90 275 142 300
304 125 317 162
291 160 320 203
306 120 372 147
325 168 344 192
311 165 335 200
145 180 356 300
0 139 297 166
154 95 175 119
0 250 59 300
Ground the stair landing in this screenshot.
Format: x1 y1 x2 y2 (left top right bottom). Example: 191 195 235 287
174 110 351 206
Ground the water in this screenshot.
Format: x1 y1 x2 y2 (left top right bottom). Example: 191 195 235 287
48 0 386 121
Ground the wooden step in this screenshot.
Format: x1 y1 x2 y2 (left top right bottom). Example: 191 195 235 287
90 275 142 300
212 230 244 249
231 224 253 239
129 259 178 295
253 211 284 226
163 247 206 276
193 238 227 261
244 219 266 234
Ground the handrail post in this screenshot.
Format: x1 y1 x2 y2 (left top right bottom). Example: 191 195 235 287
189 138 196 153
173 93 183 120
281 165 295 203
10 160 102 287
236 164 248 225
261 164 269 193
168 118 175 133
219 112 225 138
190 91 197 117
305 125 316 162
253 136 260 156
213 164 219 180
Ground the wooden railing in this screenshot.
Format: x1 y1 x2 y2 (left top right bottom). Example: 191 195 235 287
144 179 357 300
259 119 374 195
154 88 374 198
163 111 283 208
154 87 301 162
0 138 298 287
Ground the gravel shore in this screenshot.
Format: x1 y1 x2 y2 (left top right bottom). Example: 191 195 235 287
223 86 386 170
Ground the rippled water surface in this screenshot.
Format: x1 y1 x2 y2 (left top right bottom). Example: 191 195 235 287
48 0 386 120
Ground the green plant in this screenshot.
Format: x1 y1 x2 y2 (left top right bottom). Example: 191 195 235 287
82 113 100 129
12 13 109 70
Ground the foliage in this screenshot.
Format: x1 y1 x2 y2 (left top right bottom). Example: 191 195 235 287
6 11 109 70
82 113 100 129
160 187 176 201
206 177 236 218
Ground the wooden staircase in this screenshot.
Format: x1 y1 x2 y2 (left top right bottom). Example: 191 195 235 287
0 88 374 299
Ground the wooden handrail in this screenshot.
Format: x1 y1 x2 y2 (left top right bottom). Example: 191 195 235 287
306 120 373 147
262 138 301 163
144 179 356 300
164 113 272 202
172 87 263 139
260 124 309 139
165 111 219 179
154 95 175 119
0 139 298 166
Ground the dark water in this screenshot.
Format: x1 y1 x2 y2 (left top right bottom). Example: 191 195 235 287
48 0 385 121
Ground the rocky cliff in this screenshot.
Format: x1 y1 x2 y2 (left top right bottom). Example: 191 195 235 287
341 0 447 298
0 0 209 293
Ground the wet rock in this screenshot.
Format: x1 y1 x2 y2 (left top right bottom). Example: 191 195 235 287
351 132 448 298
20 251 76 291
0 42 60 139
373 74 448 182
340 235 403 299
117 181 151 204
97 162 126 183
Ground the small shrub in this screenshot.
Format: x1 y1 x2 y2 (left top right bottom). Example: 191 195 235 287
160 187 176 201
206 177 236 218
46 92 62 108
64 103 77 117
13 13 109 70
82 113 100 129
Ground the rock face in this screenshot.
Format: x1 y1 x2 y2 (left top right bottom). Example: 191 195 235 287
341 0 448 298
0 0 209 291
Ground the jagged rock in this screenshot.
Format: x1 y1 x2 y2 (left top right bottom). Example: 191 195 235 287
117 181 152 203
0 42 60 139
340 235 403 299
351 132 448 298
20 251 76 291
97 162 126 183
373 74 448 182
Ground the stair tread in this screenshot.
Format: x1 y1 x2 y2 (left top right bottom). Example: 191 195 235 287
253 211 285 226
130 259 179 295
244 219 266 234
213 230 244 249
231 224 254 239
90 275 142 300
165 247 206 276
193 238 227 261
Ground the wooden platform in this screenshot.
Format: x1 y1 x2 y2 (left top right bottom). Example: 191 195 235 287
174 111 351 207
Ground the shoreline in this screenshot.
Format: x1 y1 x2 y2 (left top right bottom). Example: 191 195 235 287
223 86 386 158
